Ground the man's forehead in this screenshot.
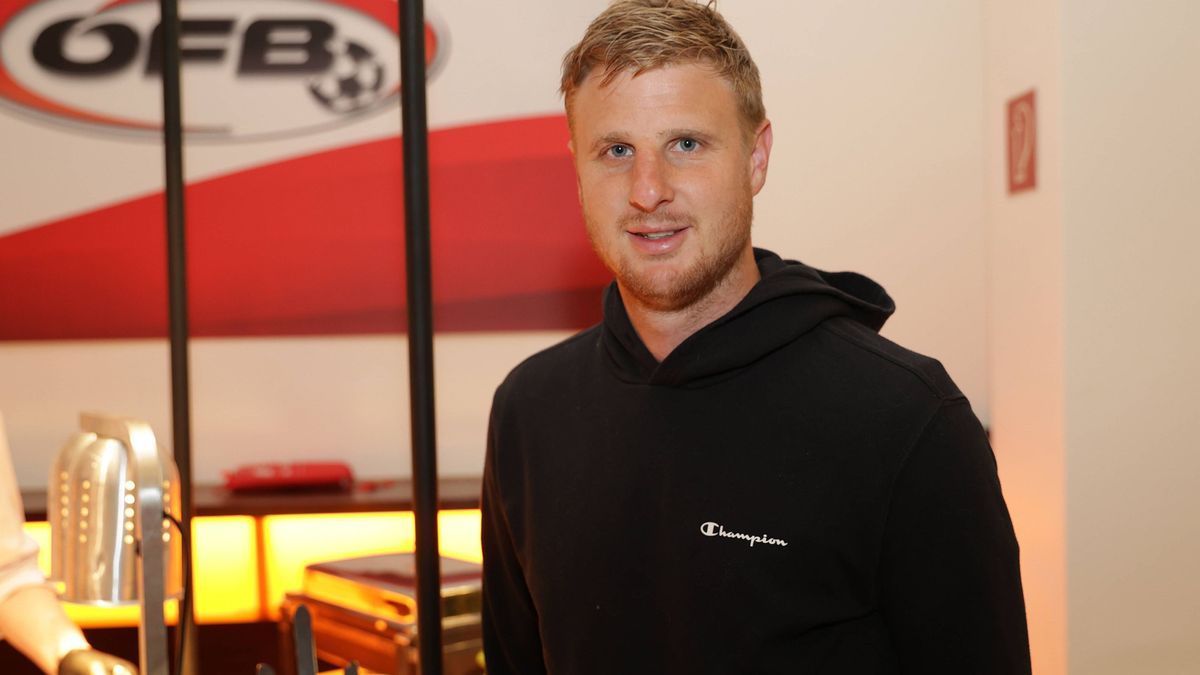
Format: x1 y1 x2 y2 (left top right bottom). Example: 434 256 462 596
581 58 726 92
570 61 734 116
565 60 748 145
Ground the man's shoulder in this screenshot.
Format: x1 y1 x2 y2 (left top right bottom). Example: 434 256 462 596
493 324 604 405
812 317 965 404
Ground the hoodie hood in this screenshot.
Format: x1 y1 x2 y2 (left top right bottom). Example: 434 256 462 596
601 248 895 387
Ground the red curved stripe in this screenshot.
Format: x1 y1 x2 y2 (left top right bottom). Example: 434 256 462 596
0 115 609 339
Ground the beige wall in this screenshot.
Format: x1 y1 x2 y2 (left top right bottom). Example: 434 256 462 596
983 0 1067 672
0 334 568 485
734 1 989 419
985 0 1200 671
1061 1 1200 672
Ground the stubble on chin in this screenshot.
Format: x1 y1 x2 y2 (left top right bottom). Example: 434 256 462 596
585 199 754 314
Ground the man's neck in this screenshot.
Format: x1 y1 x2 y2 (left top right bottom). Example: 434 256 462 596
621 248 761 362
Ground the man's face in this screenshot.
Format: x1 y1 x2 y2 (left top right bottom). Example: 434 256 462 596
568 62 772 312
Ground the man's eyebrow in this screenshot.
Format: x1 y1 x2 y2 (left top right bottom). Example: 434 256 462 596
662 128 723 149
660 128 714 142
589 132 630 154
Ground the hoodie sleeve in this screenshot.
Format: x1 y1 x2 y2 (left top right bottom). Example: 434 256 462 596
878 399 1032 674
480 397 548 675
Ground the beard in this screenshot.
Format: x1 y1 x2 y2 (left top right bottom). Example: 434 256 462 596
585 192 754 313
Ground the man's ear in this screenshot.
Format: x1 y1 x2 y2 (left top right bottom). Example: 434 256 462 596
749 119 773 196
568 138 584 204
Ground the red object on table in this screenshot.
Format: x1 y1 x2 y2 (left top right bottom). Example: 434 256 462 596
223 462 354 492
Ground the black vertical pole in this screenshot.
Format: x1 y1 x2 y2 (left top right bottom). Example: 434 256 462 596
158 0 198 674
398 1 443 673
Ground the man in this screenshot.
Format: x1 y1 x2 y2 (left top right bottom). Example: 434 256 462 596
0 412 137 674
481 1 1031 673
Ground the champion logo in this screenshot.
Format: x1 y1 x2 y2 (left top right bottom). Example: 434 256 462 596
699 521 788 548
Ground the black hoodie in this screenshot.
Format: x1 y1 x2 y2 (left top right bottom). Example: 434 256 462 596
482 249 1031 674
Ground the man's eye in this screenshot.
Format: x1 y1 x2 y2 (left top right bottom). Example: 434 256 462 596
607 144 632 158
676 138 700 152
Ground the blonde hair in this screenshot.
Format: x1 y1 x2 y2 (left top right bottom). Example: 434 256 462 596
561 0 765 133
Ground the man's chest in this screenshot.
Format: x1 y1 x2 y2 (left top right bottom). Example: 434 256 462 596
506 384 917 641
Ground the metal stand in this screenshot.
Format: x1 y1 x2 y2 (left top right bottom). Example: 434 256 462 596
156 0 198 673
399 1 444 673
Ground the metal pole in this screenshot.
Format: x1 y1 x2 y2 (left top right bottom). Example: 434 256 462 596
398 0 443 673
157 0 198 673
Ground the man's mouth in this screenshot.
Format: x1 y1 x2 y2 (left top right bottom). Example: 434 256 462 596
636 230 682 240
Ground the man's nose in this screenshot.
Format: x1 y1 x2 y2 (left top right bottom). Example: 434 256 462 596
628 153 674 212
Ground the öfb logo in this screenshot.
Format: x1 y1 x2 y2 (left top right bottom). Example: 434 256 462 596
0 0 444 140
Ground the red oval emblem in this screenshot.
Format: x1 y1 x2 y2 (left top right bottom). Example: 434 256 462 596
0 0 445 140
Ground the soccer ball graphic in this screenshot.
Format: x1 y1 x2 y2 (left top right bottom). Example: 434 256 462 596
309 39 386 114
